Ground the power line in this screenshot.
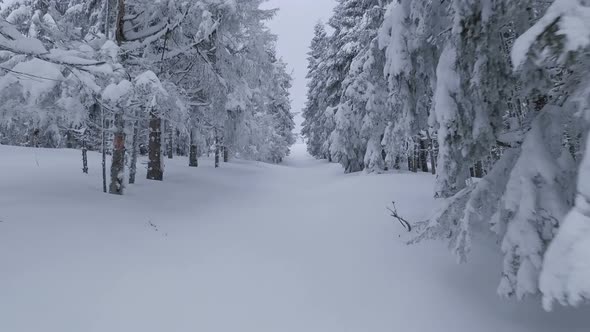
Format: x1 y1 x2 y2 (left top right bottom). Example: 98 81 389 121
0 66 63 82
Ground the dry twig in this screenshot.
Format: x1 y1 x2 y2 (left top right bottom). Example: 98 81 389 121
387 201 412 232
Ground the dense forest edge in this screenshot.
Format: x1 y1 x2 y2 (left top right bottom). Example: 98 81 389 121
301 0 590 310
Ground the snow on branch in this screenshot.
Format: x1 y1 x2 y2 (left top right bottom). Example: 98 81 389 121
0 20 107 71
0 20 47 55
512 0 590 69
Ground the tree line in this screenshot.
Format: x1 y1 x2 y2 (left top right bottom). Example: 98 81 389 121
0 0 295 194
303 0 590 309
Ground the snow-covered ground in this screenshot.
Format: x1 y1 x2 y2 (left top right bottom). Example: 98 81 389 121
1 143 589 332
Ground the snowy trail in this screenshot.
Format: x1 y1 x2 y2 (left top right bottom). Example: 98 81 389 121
1 144 590 332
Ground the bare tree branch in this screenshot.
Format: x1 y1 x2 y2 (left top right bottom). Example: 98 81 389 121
387 201 412 232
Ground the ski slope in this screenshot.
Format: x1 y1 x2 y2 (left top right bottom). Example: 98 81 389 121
1 143 589 332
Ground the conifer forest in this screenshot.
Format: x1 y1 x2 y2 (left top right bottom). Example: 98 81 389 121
1 0 590 331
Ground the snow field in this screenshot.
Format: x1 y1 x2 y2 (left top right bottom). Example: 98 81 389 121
1 143 589 332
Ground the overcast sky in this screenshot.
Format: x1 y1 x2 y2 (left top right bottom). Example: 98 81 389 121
263 0 336 133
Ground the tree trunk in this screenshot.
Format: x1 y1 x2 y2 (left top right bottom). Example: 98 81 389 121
474 160 484 178
214 134 220 168
412 138 419 173
109 111 126 195
176 129 183 156
189 129 198 167
419 137 429 172
101 104 107 193
30 128 39 148
104 0 111 39
167 121 174 159
128 120 139 184
408 140 417 172
147 110 163 181
223 145 229 162
427 130 436 175
66 131 74 149
82 130 88 174
115 0 125 45
206 138 211 157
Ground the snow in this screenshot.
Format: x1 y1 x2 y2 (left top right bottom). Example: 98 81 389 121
0 0 24 11
2 58 63 104
1 143 590 332
541 203 590 310
45 49 100 66
432 44 469 197
511 0 590 68
5 4 31 24
134 70 167 96
541 134 590 310
70 68 101 93
100 40 120 61
102 80 133 103
0 20 47 55
378 1 410 77
496 107 576 300
65 4 84 15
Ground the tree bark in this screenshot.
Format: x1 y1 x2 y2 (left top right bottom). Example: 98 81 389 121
189 128 198 167
104 0 111 39
128 119 139 184
30 128 39 148
101 104 107 193
412 138 419 173
205 138 210 157
408 139 417 172
82 129 88 174
176 129 184 156
214 134 220 168
66 131 74 149
115 0 125 45
147 110 163 181
223 145 229 162
109 111 126 195
427 130 436 175
419 137 429 172
474 160 484 178
167 121 173 159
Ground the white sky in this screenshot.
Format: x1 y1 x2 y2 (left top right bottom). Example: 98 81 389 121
263 0 336 133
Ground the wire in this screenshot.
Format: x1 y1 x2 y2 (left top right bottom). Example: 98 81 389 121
0 66 63 82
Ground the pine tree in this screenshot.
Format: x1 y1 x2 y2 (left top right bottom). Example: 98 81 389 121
507 0 590 309
328 0 387 173
303 22 329 159
403 0 589 303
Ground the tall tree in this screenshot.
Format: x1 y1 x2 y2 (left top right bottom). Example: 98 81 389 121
302 22 330 159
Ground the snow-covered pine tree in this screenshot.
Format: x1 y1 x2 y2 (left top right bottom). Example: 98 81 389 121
302 22 330 159
308 0 363 164
322 0 375 172
329 0 389 173
0 0 294 193
0 0 109 149
404 0 590 304
265 57 296 163
377 0 450 174
506 0 590 309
